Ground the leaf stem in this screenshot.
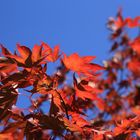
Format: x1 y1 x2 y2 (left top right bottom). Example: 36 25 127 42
54 89 69 120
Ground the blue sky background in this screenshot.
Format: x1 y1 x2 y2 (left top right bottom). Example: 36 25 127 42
0 1 140 109
0 0 140 64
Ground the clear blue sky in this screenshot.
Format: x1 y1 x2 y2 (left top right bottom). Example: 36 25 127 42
0 0 140 64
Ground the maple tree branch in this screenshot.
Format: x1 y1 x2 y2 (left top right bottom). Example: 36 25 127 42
54 89 69 120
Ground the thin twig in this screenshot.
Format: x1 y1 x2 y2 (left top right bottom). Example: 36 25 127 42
54 89 69 120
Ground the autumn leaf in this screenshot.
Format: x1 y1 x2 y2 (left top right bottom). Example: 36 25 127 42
17 44 32 60
114 13 140 29
130 37 140 55
69 112 90 127
109 10 140 30
136 129 140 137
42 42 60 62
62 117 83 132
3 121 26 134
0 87 18 123
0 44 12 56
92 133 104 140
0 58 17 74
114 119 132 136
0 46 17 73
2 44 31 67
31 44 42 63
0 133 14 140
127 58 140 76
1 44 48 69
114 10 125 29
62 53 103 76
73 75 100 99
73 75 104 110
125 16 140 28
131 106 140 115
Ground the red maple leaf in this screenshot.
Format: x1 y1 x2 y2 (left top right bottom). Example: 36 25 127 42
130 37 140 55
62 53 103 76
42 42 60 62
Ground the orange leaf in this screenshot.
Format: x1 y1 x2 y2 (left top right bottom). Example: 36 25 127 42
69 112 90 127
0 133 13 140
0 64 17 74
131 107 140 115
114 11 124 29
136 129 140 137
127 58 140 75
0 45 12 56
32 45 42 62
73 75 103 103
82 56 96 63
111 10 140 30
0 57 17 73
125 16 140 28
63 118 83 132
17 44 31 60
63 53 103 75
114 119 132 136
130 37 140 55
42 42 60 62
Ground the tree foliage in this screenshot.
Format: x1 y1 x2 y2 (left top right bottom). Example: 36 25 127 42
0 10 140 140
